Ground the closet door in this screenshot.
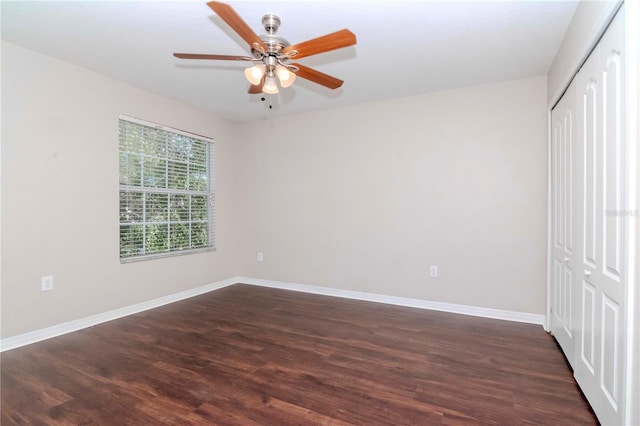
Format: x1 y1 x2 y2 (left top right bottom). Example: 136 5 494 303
573 7 626 425
550 83 577 365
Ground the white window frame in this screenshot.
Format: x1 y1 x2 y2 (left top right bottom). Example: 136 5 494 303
119 115 215 262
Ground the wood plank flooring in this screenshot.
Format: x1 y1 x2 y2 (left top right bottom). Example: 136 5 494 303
1 284 597 425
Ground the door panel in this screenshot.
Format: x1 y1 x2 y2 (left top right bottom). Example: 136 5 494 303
572 6 626 425
601 295 619 407
603 44 623 281
550 81 576 363
554 259 563 321
581 281 596 372
563 268 573 336
583 81 598 268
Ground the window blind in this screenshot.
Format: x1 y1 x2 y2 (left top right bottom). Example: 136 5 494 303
119 116 215 261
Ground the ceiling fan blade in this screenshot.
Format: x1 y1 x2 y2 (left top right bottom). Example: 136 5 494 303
248 84 262 94
291 63 344 89
174 53 253 61
283 29 356 60
207 1 267 52
248 76 265 94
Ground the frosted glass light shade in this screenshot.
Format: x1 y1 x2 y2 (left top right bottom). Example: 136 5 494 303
263 74 279 94
244 64 265 86
276 65 296 88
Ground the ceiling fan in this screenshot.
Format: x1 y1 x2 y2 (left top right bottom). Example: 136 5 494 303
173 1 357 95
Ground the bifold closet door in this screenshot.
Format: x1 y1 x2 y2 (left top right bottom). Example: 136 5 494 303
550 5 627 425
572 6 626 426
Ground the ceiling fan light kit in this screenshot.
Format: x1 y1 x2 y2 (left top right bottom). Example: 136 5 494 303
173 1 356 97
276 65 296 88
263 73 279 94
244 63 265 86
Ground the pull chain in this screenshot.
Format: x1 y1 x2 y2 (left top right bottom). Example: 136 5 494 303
261 94 274 110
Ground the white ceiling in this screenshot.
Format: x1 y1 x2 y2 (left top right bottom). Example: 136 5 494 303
1 0 578 122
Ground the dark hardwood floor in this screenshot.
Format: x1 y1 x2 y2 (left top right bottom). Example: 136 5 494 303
1 284 597 425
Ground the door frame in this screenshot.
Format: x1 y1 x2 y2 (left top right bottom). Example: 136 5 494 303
622 1 639 423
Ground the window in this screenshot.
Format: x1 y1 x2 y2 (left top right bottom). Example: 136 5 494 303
119 116 215 261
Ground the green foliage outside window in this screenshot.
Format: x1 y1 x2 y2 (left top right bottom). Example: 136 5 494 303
119 118 214 260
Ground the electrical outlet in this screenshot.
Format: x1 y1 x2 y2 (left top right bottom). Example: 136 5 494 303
430 265 438 278
257 252 264 262
41 275 54 291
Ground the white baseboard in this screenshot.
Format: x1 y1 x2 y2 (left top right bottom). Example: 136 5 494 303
0 277 238 352
1 276 544 352
236 276 545 326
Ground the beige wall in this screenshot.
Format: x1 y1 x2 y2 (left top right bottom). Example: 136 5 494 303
1 41 242 338
1 40 548 339
233 76 548 314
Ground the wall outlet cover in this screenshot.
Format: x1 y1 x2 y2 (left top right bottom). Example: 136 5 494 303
41 275 54 291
